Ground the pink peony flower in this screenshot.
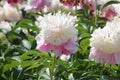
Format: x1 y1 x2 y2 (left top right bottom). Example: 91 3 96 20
101 5 117 20
35 12 78 56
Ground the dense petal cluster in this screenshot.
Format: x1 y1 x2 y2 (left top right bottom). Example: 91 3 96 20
89 17 120 64
35 12 78 56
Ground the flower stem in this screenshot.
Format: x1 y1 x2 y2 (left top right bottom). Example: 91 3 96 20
100 64 105 80
49 54 57 80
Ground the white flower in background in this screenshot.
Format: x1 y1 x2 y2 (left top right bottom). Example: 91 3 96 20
0 21 11 39
3 2 22 21
90 27 120 53
0 21 11 31
0 7 5 21
113 3 120 16
35 12 78 56
60 54 70 61
105 16 120 29
42 0 66 13
89 16 120 64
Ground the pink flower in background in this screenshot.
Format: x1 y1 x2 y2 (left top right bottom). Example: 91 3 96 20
102 5 117 20
60 0 80 7
7 0 23 5
79 0 95 11
25 0 51 11
88 0 95 11
35 12 78 56
89 17 120 64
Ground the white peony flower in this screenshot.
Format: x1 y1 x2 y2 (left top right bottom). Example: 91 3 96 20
36 12 77 46
90 16 120 54
35 12 78 56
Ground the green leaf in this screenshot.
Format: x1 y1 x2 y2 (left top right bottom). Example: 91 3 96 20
22 39 31 49
25 63 41 71
12 19 39 32
20 50 48 60
3 60 19 72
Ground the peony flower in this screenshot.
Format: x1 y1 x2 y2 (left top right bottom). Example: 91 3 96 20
89 17 120 64
35 12 78 56
24 0 50 11
3 2 22 21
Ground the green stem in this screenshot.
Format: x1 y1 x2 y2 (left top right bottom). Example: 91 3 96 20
100 64 105 80
49 54 57 80
50 70 53 80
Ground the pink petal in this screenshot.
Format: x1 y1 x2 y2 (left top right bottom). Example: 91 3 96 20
29 0 50 11
36 35 52 52
37 43 52 52
114 53 120 64
88 0 95 11
102 6 117 20
53 46 62 56
64 41 77 53
89 47 116 65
